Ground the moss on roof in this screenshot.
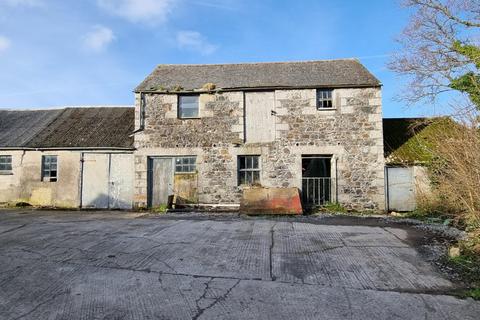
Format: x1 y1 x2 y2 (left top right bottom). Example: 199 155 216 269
384 117 456 165
135 59 381 92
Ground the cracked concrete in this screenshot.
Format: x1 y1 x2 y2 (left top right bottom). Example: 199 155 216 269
0 209 479 319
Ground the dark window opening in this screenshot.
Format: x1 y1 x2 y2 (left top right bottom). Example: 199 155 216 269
302 156 331 177
316 89 333 109
178 95 199 118
238 155 260 185
42 155 58 182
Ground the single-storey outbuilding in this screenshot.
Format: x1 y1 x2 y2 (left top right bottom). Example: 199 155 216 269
383 117 435 211
0 107 135 209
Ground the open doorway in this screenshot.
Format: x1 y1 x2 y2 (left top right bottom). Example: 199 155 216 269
302 155 332 206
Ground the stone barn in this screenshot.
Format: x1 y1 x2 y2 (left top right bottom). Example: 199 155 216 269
0 107 135 209
132 59 385 211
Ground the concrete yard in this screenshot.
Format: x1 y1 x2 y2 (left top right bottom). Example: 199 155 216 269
0 210 479 319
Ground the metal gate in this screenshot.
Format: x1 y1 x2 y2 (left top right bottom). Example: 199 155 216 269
301 155 332 206
386 166 415 211
80 153 134 209
302 177 331 206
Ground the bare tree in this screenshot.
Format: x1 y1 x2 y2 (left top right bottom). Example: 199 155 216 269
389 0 480 108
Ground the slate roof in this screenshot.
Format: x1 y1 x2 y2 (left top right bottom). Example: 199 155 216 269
135 59 381 92
0 107 134 149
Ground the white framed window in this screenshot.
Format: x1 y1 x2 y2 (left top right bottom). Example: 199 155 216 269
178 95 199 118
175 156 196 173
316 89 334 109
42 155 58 182
0 155 12 174
238 155 260 186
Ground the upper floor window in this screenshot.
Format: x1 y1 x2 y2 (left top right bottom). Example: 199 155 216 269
238 155 260 186
0 155 12 174
316 89 333 109
178 95 199 118
42 155 58 182
175 156 196 173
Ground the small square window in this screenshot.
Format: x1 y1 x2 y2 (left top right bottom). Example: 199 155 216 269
178 95 199 118
175 156 196 173
316 89 334 109
42 155 58 182
0 155 12 173
238 155 261 186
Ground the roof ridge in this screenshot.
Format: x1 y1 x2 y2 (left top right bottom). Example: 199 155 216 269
136 58 380 92
154 58 359 67
0 108 64 112
0 105 133 111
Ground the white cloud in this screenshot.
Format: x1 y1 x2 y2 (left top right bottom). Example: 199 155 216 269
97 0 174 24
0 36 11 53
176 30 217 55
0 0 43 7
82 26 115 52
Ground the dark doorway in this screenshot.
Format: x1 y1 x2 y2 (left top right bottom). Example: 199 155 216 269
302 155 331 206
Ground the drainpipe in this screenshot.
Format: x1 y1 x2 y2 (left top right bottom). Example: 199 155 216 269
79 153 84 209
335 157 338 203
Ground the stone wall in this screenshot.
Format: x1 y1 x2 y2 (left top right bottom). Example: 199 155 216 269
134 87 385 210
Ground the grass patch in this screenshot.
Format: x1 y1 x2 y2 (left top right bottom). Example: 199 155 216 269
321 202 347 213
398 211 452 224
151 204 169 214
311 202 378 216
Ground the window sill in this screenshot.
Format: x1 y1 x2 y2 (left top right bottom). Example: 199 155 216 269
316 108 337 111
0 171 13 175
178 117 201 120
238 184 263 188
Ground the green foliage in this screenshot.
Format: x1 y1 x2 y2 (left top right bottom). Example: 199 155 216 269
450 41 480 109
321 202 347 213
447 253 480 286
464 288 480 300
388 118 455 164
152 204 169 214
396 206 454 225
445 236 480 297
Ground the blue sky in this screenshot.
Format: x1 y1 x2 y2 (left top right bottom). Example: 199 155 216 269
0 0 441 117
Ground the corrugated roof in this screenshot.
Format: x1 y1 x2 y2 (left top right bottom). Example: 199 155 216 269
0 107 134 149
0 109 63 148
135 59 381 92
